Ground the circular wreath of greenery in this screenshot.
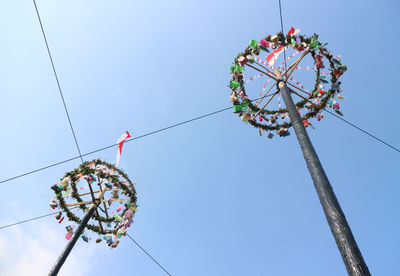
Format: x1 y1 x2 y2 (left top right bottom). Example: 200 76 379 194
229 30 347 135
51 159 137 235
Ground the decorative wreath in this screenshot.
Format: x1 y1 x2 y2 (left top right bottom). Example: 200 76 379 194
229 28 347 137
49 159 137 248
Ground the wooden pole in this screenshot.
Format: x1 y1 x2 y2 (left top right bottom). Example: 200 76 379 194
77 190 101 197
252 89 278 119
273 69 370 276
254 80 277 108
48 185 108 276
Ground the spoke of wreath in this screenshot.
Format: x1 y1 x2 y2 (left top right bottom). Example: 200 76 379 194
250 61 298 108
290 89 310 103
252 89 279 119
284 48 311 82
253 79 277 108
85 178 103 232
289 83 312 96
95 182 104 233
254 60 296 79
97 182 110 224
288 87 315 105
247 63 277 81
254 48 311 89
78 190 102 196
253 61 312 98
287 87 326 118
78 188 114 196
66 198 130 207
246 64 299 115
248 62 307 96
246 63 310 105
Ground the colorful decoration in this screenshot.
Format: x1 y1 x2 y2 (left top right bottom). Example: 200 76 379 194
50 159 137 248
229 29 347 137
115 131 131 167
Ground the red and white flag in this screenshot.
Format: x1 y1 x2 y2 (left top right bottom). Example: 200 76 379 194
115 131 131 167
287 27 300 36
266 46 284 68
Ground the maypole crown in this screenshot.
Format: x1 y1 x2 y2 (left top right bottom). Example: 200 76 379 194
229 28 347 137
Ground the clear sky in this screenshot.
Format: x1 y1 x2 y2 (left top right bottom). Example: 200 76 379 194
1 0 399 275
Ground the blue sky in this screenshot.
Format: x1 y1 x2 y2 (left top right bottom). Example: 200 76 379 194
1 0 399 275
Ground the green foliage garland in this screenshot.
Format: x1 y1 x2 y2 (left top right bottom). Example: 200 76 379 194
52 159 137 235
229 30 347 135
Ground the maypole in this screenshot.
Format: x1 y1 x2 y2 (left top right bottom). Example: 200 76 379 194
48 133 136 275
228 29 370 275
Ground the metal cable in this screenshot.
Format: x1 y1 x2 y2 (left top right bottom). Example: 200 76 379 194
127 234 172 276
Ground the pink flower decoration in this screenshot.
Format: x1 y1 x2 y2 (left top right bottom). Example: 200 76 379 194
260 39 269 48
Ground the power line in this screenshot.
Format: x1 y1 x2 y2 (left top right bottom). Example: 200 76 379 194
127 234 172 276
287 87 400 153
0 211 60 230
33 0 104 226
1 97 399 185
0 207 79 230
323 109 400 153
0 104 234 184
32 0 84 164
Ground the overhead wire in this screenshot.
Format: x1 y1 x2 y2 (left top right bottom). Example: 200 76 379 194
0 104 234 184
1 94 399 185
0 207 79 230
320 109 400 153
32 0 84 164
33 0 106 229
0 210 62 230
127 234 172 276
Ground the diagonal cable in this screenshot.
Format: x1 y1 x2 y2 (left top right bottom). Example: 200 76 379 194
0 104 235 184
127 234 172 276
0 207 79 230
0 210 60 230
33 0 84 163
1 94 399 186
33 0 103 228
322 109 400 153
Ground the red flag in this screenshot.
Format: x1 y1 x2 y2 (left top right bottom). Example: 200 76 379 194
266 46 284 67
115 131 131 167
